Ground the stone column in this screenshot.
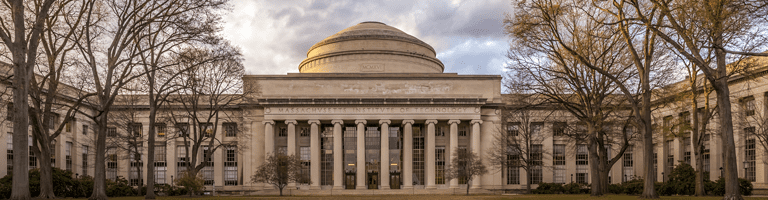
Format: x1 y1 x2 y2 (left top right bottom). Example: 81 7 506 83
332 120 344 190
355 119 367 189
402 120 414 189
470 119 483 189
264 120 275 156
448 119 461 188
309 120 321 190
426 119 437 189
286 120 297 155
380 120 391 189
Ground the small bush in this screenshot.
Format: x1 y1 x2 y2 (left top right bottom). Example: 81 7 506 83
563 182 586 194
106 177 135 197
709 177 753 196
532 182 565 194
175 171 204 196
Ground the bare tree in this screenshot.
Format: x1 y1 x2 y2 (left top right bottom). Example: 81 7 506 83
251 153 306 196
0 1 58 199
446 148 488 195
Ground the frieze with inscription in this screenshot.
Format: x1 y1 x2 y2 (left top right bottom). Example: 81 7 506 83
265 106 480 115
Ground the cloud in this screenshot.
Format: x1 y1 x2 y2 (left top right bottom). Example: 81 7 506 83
221 0 512 75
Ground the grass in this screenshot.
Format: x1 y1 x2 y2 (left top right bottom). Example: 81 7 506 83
67 194 768 200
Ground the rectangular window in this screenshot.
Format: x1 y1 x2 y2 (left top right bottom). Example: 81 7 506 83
129 145 143 186
49 142 55 167
553 122 567 136
107 148 117 181
746 138 756 182
343 126 357 176
413 125 425 185
458 125 468 137
576 144 588 184
553 144 566 183
531 123 543 138
155 124 166 137
666 140 674 176
6 134 11 174
743 96 756 116
224 123 237 137
623 146 634 181
299 146 310 184
107 127 117 137
46 113 59 130
507 145 520 184
202 146 214 185
507 123 520 136
299 127 309 137
436 125 446 137
5 103 12 121
176 123 189 138
177 145 188 177
82 125 88 135
82 145 88 176
225 146 238 185
321 126 334 185
436 146 445 184
65 119 74 132
154 145 167 184
128 123 142 137
683 137 691 165
65 142 72 171
530 144 543 184
200 123 214 137
278 127 287 137
364 126 380 187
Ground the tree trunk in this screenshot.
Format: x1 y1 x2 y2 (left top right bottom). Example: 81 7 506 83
279 187 284 196
145 108 157 199
526 168 531 193
89 115 109 200
712 42 742 200
691 95 706 196
35 142 56 199
10 11 31 200
466 178 471 195
640 70 658 199
587 136 603 196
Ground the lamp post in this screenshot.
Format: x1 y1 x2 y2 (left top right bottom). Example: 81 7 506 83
75 173 79 179
661 172 664 183
171 175 174 187
743 161 749 179
571 174 573 183
719 167 723 178
624 174 627 183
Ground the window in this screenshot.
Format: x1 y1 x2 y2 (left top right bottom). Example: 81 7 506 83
576 144 588 184
6 134 12 173
343 126 357 175
278 127 287 137
666 140 674 178
49 141 55 167
28 136 36 169
176 123 189 137
623 146 634 181
46 113 59 130
743 96 756 116
82 125 88 135
680 111 691 135
225 146 238 185
299 126 309 137
458 146 468 184
553 122 567 136
154 145 166 184
107 127 117 137
107 148 117 181
436 146 445 184
321 126 334 186
507 123 519 136
129 145 143 186
299 146 310 184
65 142 72 171
553 144 566 183
82 145 88 176
413 126 425 185
531 123 543 138
530 144 543 184
202 146 214 185
176 145 189 177
5 103 12 121
704 134 710 172
155 124 166 137
364 126 380 186
65 119 74 132
683 137 691 165
507 145 520 184
458 125 468 137
200 123 213 137
436 125 446 137
746 138 756 182
224 123 237 137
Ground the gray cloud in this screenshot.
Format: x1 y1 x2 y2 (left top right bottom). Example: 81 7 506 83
221 0 512 75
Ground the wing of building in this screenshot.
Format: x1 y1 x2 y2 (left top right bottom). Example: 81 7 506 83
1 21 768 195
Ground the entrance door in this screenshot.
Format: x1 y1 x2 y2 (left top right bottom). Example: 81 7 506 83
345 172 356 189
367 172 378 189
390 172 401 189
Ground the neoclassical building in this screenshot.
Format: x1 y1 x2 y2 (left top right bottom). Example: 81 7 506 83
2 21 768 195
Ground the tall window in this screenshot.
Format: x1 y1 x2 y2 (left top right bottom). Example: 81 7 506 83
129 145 143 186
704 134 711 172
225 146 238 185
5 103 12 121
299 127 309 137
155 124 166 137
553 144 566 183
200 123 214 137
299 146 310 184
49 141 55 167
177 145 188 177
154 145 166 184
530 144 543 184
413 125 425 185
107 127 117 137
436 125 446 137
507 145 520 184
46 113 59 130
29 136 36 169
364 126 380 189
343 126 356 175
6 134 11 174
746 137 756 182
82 145 88 176
743 96 756 116
65 142 72 171
278 127 287 137
106 148 117 181
531 123 543 138
176 123 189 138
65 118 74 132
666 140 674 177
82 125 88 136
507 123 520 136
389 127 401 188
321 126 334 185
683 137 691 165
458 125 468 137
458 146 468 184
202 146 214 185
553 122 567 136
128 123 142 137
436 146 445 184
224 123 237 137
576 144 588 184
623 146 634 181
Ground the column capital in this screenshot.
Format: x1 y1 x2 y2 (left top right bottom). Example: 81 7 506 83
471 119 483 125
379 119 392 125
355 119 367 125
448 119 461 125
263 120 275 125
308 120 321 125
402 119 415 125
332 119 344 125
285 120 297 125
425 119 438 125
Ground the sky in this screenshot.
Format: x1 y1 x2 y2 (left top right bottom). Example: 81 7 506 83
221 0 514 76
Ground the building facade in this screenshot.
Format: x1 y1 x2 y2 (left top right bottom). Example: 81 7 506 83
1 21 768 195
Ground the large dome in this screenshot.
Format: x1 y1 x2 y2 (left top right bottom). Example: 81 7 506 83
299 22 444 73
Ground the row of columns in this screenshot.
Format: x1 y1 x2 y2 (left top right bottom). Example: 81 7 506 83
262 119 483 190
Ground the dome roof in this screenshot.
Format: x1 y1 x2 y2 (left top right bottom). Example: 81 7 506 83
299 22 444 73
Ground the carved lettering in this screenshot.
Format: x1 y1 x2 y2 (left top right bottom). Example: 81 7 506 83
268 106 478 115
360 63 384 72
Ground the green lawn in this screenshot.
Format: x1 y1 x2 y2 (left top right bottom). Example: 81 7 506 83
67 194 768 200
